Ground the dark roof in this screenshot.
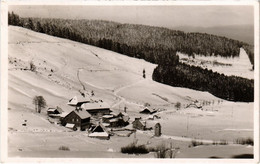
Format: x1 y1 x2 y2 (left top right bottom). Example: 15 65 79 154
91 123 108 133
140 107 157 114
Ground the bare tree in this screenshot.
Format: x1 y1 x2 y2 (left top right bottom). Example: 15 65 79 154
33 96 47 113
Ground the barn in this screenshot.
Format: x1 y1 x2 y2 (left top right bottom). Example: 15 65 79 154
61 109 91 131
81 101 111 117
132 118 146 130
102 112 130 127
47 106 63 117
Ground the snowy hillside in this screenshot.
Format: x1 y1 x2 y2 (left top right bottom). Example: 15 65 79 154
8 26 253 158
178 48 253 79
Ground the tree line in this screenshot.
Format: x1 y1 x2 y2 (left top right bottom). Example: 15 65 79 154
8 12 254 64
8 12 254 102
152 60 254 102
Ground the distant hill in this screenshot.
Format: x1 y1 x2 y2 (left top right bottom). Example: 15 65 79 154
174 25 254 45
8 11 254 66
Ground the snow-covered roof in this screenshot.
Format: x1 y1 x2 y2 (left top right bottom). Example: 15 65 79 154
65 123 75 128
47 108 57 112
102 115 114 119
140 107 157 113
109 118 119 122
102 123 110 127
74 110 91 119
81 102 110 110
67 96 91 106
89 132 109 137
118 112 128 116
60 112 69 118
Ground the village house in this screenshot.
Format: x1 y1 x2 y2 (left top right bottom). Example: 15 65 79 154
67 96 91 108
61 108 91 131
81 101 111 117
102 112 130 127
47 106 63 117
88 123 110 140
132 117 146 130
140 107 158 114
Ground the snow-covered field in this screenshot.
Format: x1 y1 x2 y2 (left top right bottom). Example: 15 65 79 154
7 26 254 158
177 48 254 79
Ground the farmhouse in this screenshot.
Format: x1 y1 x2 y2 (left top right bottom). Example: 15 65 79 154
61 109 91 131
140 107 157 114
47 106 63 117
81 101 111 117
88 123 110 140
67 96 91 107
132 118 146 130
102 112 130 127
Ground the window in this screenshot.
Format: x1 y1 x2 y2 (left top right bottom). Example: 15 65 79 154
72 118 74 122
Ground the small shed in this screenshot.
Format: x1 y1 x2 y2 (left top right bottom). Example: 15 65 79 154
65 123 77 131
88 124 110 140
47 107 63 117
132 118 146 130
154 123 161 137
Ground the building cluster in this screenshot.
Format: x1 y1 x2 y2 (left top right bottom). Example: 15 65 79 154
47 96 162 139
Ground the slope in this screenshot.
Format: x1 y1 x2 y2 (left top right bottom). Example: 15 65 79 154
7 26 253 158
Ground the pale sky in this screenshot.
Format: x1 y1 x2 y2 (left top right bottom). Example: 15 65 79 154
9 5 254 28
